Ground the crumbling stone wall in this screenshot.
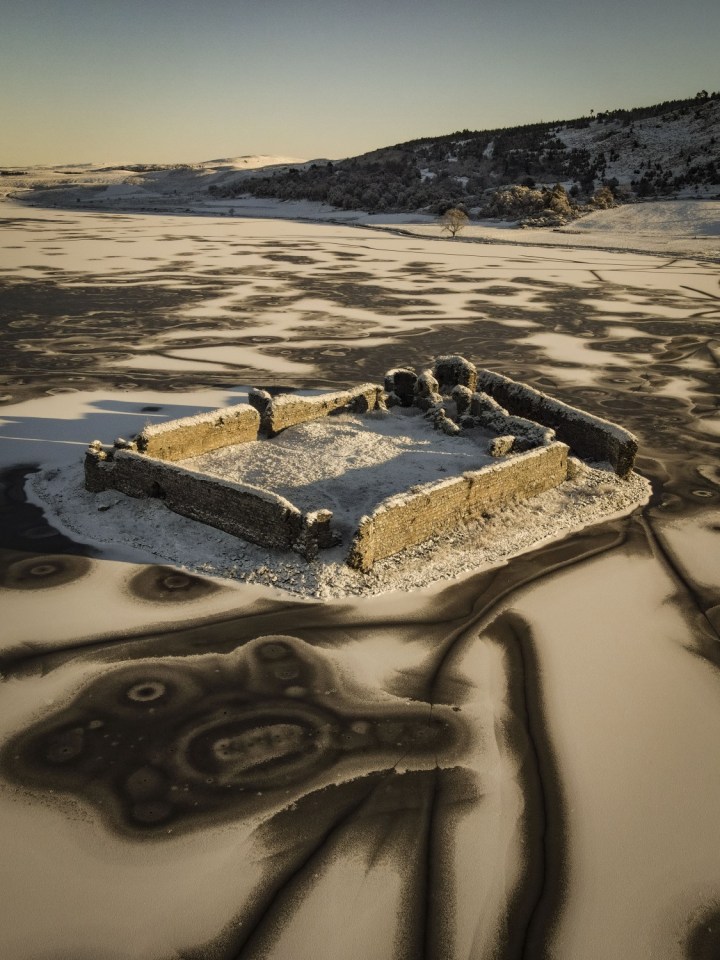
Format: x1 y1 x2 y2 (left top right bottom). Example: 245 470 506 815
136 404 260 461
82 355 637 571
348 441 569 571
384 369 417 407
476 370 638 476
432 355 478 393
84 446 334 559
83 387 388 562
261 384 383 435
466 392 556 451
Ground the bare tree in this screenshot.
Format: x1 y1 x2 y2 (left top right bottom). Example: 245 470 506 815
440 207 469 238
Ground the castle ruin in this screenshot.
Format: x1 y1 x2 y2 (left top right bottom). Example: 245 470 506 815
84 356 638 571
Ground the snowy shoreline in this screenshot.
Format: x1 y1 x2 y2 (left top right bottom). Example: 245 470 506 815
28 456 651 599
7 193 719 262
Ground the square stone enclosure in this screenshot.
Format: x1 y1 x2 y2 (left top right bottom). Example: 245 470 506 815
84 358 638 571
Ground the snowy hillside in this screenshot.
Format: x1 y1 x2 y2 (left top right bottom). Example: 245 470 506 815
552 98 719 196
214 93 720 214
4 93 718 225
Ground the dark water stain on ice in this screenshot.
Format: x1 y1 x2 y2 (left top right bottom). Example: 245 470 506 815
127 565 222 603
0 465 92 556
0 551 93 591
1 636 461 837
685 905 720 960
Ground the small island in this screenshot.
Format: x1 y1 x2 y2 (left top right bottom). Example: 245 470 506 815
84 356 639 571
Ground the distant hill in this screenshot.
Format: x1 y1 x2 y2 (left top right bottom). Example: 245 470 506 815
0 155 316 209
212 92 720 219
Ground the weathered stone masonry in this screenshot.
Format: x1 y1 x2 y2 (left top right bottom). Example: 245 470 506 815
86 447 307 551
137 403 260 460
477 370 638 477
348 441 568 571
258 384 383 435
84 355 639 571
86 402 336 559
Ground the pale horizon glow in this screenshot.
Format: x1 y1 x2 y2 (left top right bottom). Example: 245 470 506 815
2 0 719 166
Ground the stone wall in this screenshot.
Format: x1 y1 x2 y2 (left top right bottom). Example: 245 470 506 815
347 441 569 571
467 392 556 451
83 388 388 562
136 404 260 461
82 358 634 571
262 384 383 435
476 370 638 477
432 355 478 393
84 446 334 558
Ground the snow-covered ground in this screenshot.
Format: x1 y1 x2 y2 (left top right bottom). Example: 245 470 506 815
183 409 498 538
379 200 720 259
556 198 720 239
4 159 717 259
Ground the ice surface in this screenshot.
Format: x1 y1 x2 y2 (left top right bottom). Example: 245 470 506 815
1 197 718 960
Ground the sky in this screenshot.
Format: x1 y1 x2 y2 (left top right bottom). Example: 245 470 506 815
2 0 719 165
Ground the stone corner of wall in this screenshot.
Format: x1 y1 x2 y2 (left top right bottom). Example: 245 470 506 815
292 507 339 560
347 514 375 572
476 368 638 476
84 442 121 491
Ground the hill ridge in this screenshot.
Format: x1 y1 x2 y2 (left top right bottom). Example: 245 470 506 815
211 91 720 217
